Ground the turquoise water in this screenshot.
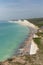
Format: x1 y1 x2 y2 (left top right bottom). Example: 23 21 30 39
0 21 29 61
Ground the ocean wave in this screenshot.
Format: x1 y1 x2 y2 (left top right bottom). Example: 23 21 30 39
8 21 18 23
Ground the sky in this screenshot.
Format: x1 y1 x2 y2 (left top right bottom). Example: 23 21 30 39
0 0 43 20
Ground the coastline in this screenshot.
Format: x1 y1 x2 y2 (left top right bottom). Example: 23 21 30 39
15 20 39 55
0 20 39 62
8 20 39 56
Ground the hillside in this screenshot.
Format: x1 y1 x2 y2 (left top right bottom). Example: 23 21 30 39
27 18 43 27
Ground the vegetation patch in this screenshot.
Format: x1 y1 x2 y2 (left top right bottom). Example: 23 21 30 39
36 32 43 37
33 38 41 48
27 18 43 27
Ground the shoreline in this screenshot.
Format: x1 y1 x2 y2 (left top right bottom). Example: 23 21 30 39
8 20 39 56
0 20 39 62
15 20 39 55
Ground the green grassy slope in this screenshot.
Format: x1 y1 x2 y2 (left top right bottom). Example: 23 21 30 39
27 18 43 27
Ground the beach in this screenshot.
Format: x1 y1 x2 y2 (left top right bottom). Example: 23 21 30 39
0 20 39 62
13 20 39 55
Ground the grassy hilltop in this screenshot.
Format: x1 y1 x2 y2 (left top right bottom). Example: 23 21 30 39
27 18 43 27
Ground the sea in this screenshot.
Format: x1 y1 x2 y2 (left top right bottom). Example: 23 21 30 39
0 20 30 61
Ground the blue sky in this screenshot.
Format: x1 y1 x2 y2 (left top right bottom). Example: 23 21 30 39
0 0 43 20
